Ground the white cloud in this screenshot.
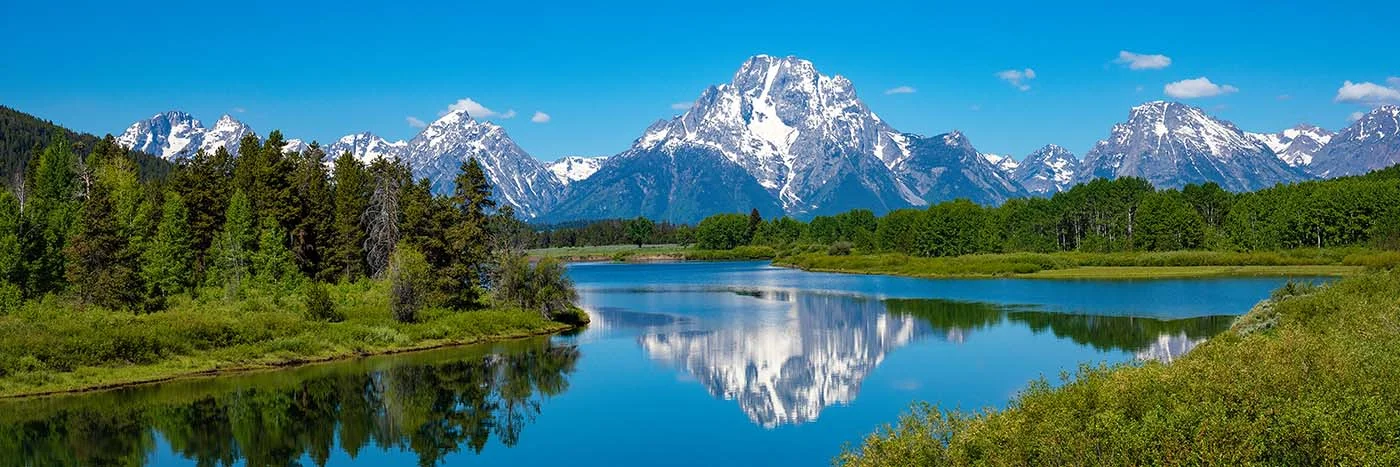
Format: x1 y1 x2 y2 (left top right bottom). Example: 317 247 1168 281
1163 77 1238 99
406 116 426 128
1350 111 1366 122
884 85 917 95
670 102 692 110
996 68 1036 91
441 98 517 119
232 107 247 113
1135 85 1144 93
531 111 550 123
1114 51 1172 70
1334 80 1400 104
1389 77 1400 88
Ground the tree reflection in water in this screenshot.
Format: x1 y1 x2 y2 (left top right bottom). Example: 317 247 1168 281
0 338 580 467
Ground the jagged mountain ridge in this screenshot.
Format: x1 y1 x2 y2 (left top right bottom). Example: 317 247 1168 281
117 111 254 161
1309 105 1400 178
1246 124 1333 168
544 55 1024 223
1078 101 1307 191
1012 144 1080 194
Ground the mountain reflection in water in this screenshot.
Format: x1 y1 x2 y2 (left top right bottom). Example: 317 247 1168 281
593 288 1232 428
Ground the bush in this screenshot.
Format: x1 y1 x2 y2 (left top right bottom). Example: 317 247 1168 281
388 245 430 324
494 253 579 320
829 241 854 256
303 283 343 322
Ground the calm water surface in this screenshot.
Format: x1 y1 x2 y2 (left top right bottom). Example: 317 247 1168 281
2 261 1317 466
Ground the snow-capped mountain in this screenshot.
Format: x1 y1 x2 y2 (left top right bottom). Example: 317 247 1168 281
547 156 608 185
981 153 1020 174
1078 101 1307 191
323 132 408 163
282 139 309 155
546 55 1026 223
1012 144 1080 194
1246 124 1333 168
1309 105 1400 178
403 110 564 218
892 131 1027 205
117 111 254 160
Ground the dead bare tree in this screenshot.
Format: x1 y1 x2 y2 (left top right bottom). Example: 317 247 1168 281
362 165 400 278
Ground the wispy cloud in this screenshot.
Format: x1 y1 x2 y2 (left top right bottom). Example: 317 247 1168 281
406 116 426 128
884 85 916 95
1350 111 1366 122
1334 80 1400 104
1114 51 1172 70
441 98 517 119
996 68 1036 91
232 107 247 113
531 111 551 123
1163 77 1238 99
670 102 692 111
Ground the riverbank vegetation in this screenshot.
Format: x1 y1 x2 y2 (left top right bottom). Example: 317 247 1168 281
837 268 1400 465
0 133 581 397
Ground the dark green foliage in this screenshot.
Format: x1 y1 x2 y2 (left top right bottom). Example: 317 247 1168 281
0 106 172 186
63 173 140 309
695 213 750 249
624 216 654 247
328 151 372 280
494 253 579 320
286 144 335 279
170 147 234 274
302 283 342 322
440 158 494 309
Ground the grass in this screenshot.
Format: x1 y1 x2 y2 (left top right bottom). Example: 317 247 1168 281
837 269 1400 465
527 244 777 262
776 248 1396 279
0 280 579 398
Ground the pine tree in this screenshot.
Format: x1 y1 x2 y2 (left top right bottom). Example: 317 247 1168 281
0 191 22 295
210 189 256 295
329 151 372 281
22 135 79 296
142 193 194 304
64 177 139 308
287 144 334 279
253 216 300 289
171 147 233 274
443 158 495 309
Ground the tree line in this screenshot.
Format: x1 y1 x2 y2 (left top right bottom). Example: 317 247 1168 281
682 166 1400 255
0 130 573 320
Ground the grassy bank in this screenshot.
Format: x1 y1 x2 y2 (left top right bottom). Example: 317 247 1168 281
776 249 1397 279
838 269 1400 465
0 281 583 398
527 244 777 262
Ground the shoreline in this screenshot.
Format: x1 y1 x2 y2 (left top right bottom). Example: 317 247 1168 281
776 261 1361 280
0 321 579 400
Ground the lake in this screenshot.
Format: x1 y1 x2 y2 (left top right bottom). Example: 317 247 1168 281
0 261 1314 466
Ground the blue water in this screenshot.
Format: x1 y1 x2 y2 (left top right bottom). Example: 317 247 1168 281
3 261 1316 466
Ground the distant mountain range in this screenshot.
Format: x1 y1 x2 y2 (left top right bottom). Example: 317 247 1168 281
111 55 1400 223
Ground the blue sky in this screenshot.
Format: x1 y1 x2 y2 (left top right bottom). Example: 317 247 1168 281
3 0 1397 161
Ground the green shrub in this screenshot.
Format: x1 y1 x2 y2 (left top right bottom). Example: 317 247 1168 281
303 283 343 322
829 241 853 256
388 245 430 324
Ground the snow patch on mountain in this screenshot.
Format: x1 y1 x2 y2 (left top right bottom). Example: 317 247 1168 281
547 156 608 185
1246 124 1333 167
117 111 253 160
1309 105 1400 177
1012 144 1080 194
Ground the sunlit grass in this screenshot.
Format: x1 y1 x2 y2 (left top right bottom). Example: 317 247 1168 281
0 280 574 398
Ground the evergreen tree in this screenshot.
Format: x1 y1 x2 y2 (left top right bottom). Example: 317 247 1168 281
142 193 194 304
287 144 334 279
442 158 494 309
328 151 371 281
63 177 139 308
624 216 654 248
22 135 79 296
0 191 22 294
253 216 300 289
210 189 256 295
745 208 762 244
171 147 233 274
